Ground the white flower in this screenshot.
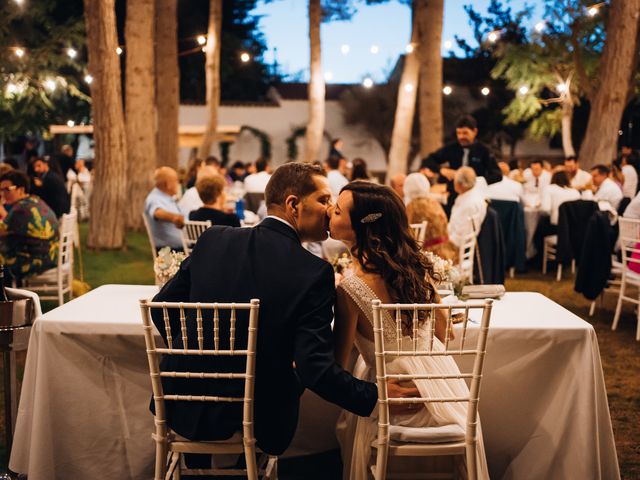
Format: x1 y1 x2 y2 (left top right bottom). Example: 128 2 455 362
154 247 186 281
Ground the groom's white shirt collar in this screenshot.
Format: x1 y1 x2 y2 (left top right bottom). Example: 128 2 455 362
265 215 296 232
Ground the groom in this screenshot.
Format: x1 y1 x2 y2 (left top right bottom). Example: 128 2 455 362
152 162 417 456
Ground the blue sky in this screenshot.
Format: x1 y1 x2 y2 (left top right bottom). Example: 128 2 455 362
252 0 535 83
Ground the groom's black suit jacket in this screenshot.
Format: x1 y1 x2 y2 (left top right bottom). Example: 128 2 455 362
151 217 377 455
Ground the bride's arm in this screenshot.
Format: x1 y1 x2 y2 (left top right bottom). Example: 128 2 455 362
432 291 454 342
334 286 359 368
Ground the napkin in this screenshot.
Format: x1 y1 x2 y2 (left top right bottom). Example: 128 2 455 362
461 284 505 299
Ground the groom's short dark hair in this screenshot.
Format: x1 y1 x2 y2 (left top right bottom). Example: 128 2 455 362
265 162 326 207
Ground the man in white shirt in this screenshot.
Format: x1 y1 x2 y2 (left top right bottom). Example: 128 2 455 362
243 158 271 194
487 162 523 202
564 156 592 191
326 155 349 199
620 157 638 199
623 190 640 219
178 165 219 214
448 167 487 247
591 164 623 211
522 159 551 207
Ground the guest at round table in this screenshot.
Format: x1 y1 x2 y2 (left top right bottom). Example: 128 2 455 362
350 158 371 181
540 170 581 227
405 173 458 262
0 170 58 282
189 174 241 227
448 167 487 248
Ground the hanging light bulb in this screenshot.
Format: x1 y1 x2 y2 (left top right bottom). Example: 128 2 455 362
324 71 333 82
588 6 599 16
534 21 546 33
362 77 374 88
116 46 123 55
67 48 77 59
45 79 57 92
240 52 251 63
13 0 23 5
481 87 490 96
66 120 75 128
442 85 452 95
556 82 567 93
14 47 25 58
370 45 379 54
6 83 18 95
518 85 529 96
404 83 414 93
405 44 414 54
197 35 207 46
84 74 93 84
340 44 350 55
444 40 453 50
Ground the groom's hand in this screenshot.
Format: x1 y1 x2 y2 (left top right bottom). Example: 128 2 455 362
386 378 421 414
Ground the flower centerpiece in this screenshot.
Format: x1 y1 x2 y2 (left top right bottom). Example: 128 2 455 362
331 252 354 286
423 251 464 297
154 247 186 287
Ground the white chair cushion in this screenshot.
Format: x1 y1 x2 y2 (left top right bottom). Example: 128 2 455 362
389 424 465 444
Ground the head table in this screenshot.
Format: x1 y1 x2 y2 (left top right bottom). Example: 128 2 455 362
10 285 619 479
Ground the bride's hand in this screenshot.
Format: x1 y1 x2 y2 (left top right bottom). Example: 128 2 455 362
386 378 421 414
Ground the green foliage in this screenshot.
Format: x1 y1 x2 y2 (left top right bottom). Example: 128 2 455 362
0 0 89 140
239 125 272 160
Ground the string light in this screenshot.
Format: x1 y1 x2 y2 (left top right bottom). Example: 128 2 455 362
487 31 500 43
240 52 251 62
67 48 77 59
324 71 333 82
443 85 452 95
362 77 374 88
44 79 56 92
370 45 379 54
404 83 414 93
13 0 23 5
556 82 567 93
444 40 453 50
14 47 25 58
84 74 93 84
116 47 123 55
534 21 546 33
405 44 414 53
6 83 18 95
518 85 529 96
481 87 490 96
66 120 75 128
197 35 207 46
340 44 350 55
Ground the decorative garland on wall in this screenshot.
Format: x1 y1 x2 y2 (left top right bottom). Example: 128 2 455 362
285 126 333 161
239 125 272 160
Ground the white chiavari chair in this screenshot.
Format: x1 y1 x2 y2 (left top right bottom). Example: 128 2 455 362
181 220 212 255
457 214 482 285
410 221 428 248
139 299 278 480
142 213 158 258
370 299 493 480
612 217 640 340
24 211 76 305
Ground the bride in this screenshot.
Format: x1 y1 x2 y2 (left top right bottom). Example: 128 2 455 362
329 181 489 479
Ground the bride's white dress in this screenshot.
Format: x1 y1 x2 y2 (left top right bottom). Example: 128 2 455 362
336 275 489 479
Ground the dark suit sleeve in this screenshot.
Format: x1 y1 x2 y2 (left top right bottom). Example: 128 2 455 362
151 255 192 344
422 147 447 174
293 264 377 417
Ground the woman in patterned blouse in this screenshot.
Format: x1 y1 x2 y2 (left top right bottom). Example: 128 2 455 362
0 170 59 282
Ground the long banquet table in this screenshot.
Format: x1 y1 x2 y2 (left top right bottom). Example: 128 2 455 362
10 285 619 479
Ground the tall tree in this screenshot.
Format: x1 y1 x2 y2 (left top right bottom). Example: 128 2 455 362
125 0 157 231
155 0 179 168
84 0 127 249
417 0 444 158
387 8 420 180
303 0 325 163
580 0 640 166
198 0 222 159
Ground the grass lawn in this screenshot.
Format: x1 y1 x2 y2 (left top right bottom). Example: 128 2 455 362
2 225 639 478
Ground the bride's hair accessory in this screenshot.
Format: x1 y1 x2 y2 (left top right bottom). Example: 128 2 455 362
360 212 383 224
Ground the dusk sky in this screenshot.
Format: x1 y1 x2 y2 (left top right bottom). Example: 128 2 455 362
252 0 534 83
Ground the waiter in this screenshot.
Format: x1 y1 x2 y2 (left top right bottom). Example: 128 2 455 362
421 115 502 214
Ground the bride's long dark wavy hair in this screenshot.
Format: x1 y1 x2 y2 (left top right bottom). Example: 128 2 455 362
341 181 438 305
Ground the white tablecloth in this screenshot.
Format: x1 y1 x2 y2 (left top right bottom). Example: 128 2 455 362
10 285 619 479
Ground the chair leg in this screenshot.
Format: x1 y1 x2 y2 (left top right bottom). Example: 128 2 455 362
556 264 562 282
509 267 515 279
542 246 548 274
571 259 576 274
612 279 625 331
589 301 596 317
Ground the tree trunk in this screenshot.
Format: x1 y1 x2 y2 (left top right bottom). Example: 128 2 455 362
84 0 127 249
387 10 421 182
303 0 325 163
155 0 179 168
579 0 640 168
417 0 444 158
561 100 576 157
198 0 222 159
125 0 157 231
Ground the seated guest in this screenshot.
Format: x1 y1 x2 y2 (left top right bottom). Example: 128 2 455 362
66 158 92 193
325 155 348 199
244 157 271 194
228 161 247 182
0 171 58 282
448 167 487 248
350 157 371 181
523 159 551 197
389 173 406 199
189 174 240 227
591 164 623 210
564 155 592 191
624 190 640 219
144 167 184 251
487 162 524 202
56 144 76 179
404 173 458 262
178 165 219 215
540 170 581 226
31 157 70 217
508 159 525 183
618 155 638 199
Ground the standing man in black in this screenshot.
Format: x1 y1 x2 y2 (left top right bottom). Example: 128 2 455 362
152 162 417 456
30 157 70 217
421 115 502 214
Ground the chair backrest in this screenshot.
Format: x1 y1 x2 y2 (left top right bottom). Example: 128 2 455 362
410 221 428 247
457 214 482 284
142 213 157 258
618 218 640 271
181 220 212 255
58 212 77 269
139 298 260 456
371 299 493 480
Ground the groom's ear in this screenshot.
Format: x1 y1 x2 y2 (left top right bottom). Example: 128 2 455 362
284 194 299 216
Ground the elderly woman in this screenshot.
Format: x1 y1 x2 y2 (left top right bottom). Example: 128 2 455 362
0 170 58 282
404 172 458 262
189 174 241 227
